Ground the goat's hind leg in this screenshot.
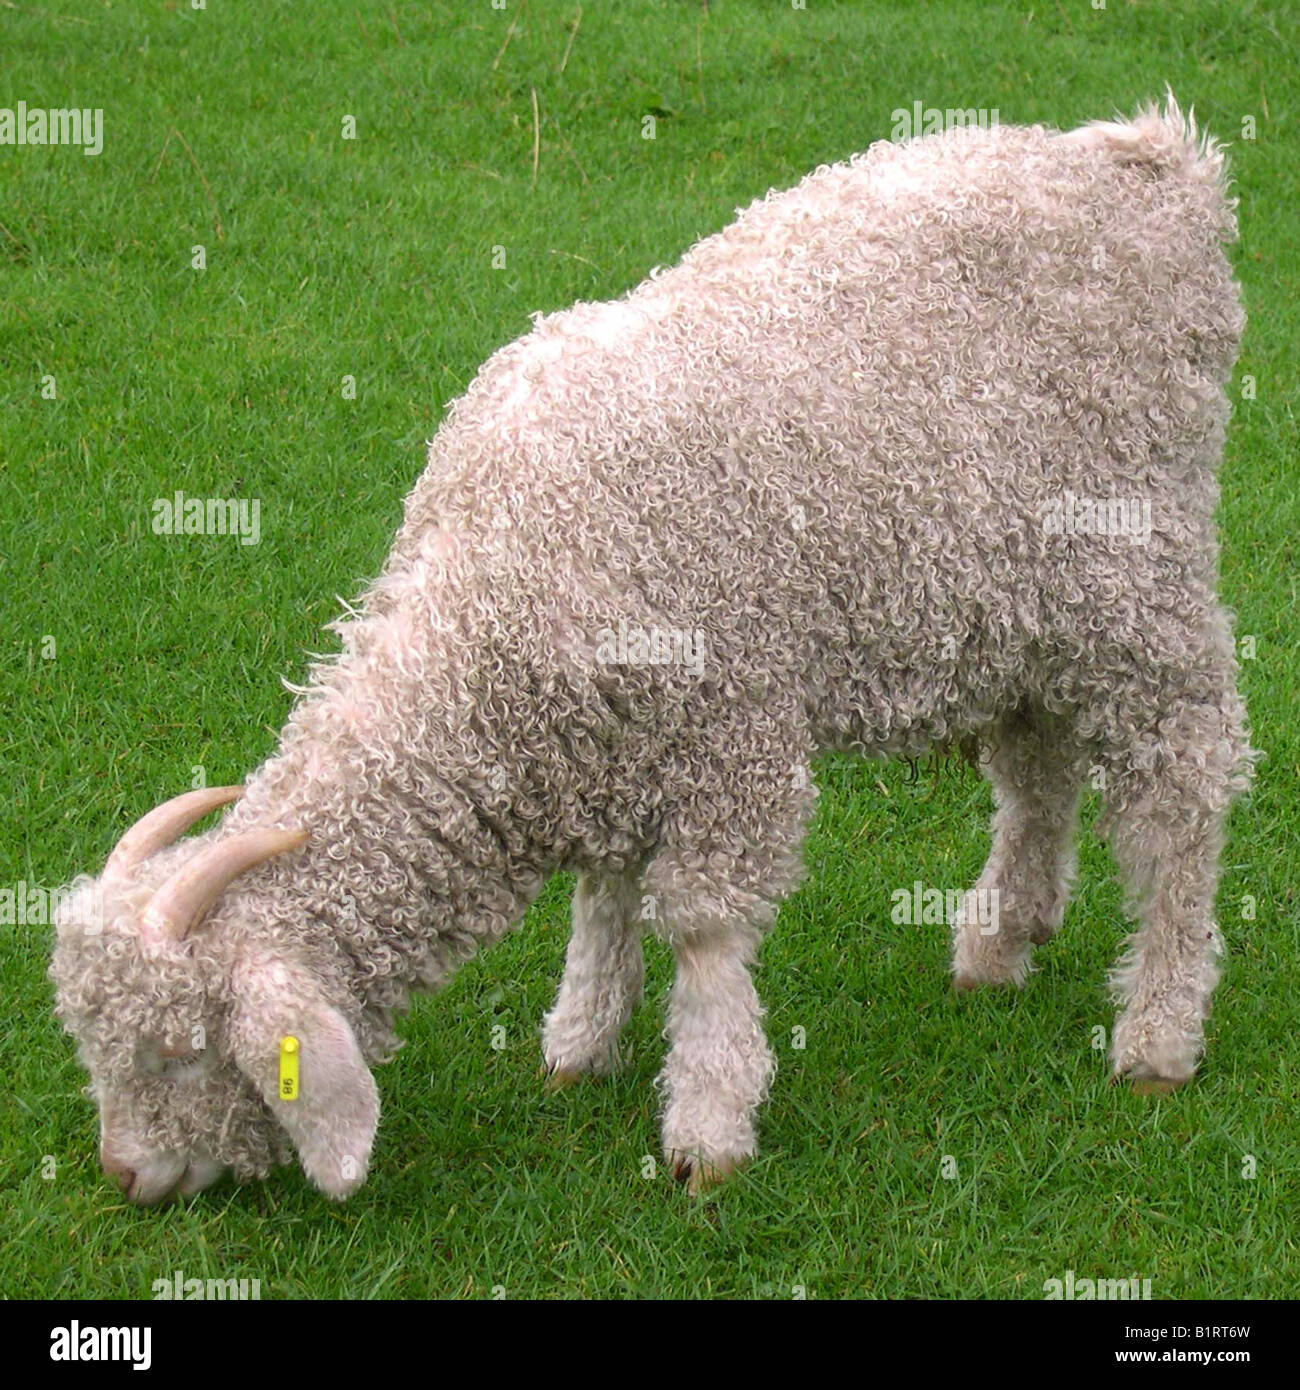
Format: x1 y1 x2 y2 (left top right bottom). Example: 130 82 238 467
1100 675 1254 1090
952 706 1087 990
541 870 645 1085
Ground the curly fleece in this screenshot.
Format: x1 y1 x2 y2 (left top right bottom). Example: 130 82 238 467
52 99 1254 1198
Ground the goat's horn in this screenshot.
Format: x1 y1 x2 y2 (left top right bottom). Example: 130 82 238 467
105 786 244 881
142 827 309 941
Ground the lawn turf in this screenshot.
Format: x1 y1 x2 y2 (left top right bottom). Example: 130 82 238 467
1 0 1297 1299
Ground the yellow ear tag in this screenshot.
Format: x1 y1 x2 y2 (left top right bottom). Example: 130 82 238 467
278 1036 299 1101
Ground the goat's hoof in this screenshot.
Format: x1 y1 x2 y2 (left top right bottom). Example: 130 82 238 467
952 972 1015 992
668 1151 743 1195
953 962 1029 992
1129 1075 1185 1097
539 1063 583 1090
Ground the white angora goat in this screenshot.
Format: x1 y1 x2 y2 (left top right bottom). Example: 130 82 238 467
52 100 1253 1203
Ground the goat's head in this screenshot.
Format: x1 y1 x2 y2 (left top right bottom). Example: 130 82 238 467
51 788 379 1205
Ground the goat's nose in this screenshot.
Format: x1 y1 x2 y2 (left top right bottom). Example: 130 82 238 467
100 1151 135 1193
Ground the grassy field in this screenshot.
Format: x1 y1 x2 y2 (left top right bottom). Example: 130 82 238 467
2 0 1297 1300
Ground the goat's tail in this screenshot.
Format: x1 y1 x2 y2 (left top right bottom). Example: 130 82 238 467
1057 90 1235 229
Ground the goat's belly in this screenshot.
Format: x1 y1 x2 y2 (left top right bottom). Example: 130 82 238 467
806 610 1033 759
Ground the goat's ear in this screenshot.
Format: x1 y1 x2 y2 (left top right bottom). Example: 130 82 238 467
229 954 379 1199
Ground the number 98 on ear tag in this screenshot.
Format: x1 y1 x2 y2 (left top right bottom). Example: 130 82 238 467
279 1036 300 1101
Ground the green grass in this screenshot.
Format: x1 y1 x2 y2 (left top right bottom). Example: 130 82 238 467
2 0 1298 1300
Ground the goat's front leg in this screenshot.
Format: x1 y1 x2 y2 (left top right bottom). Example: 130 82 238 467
644 705 813 1192
659 925 775 1194
541 870 644 1084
